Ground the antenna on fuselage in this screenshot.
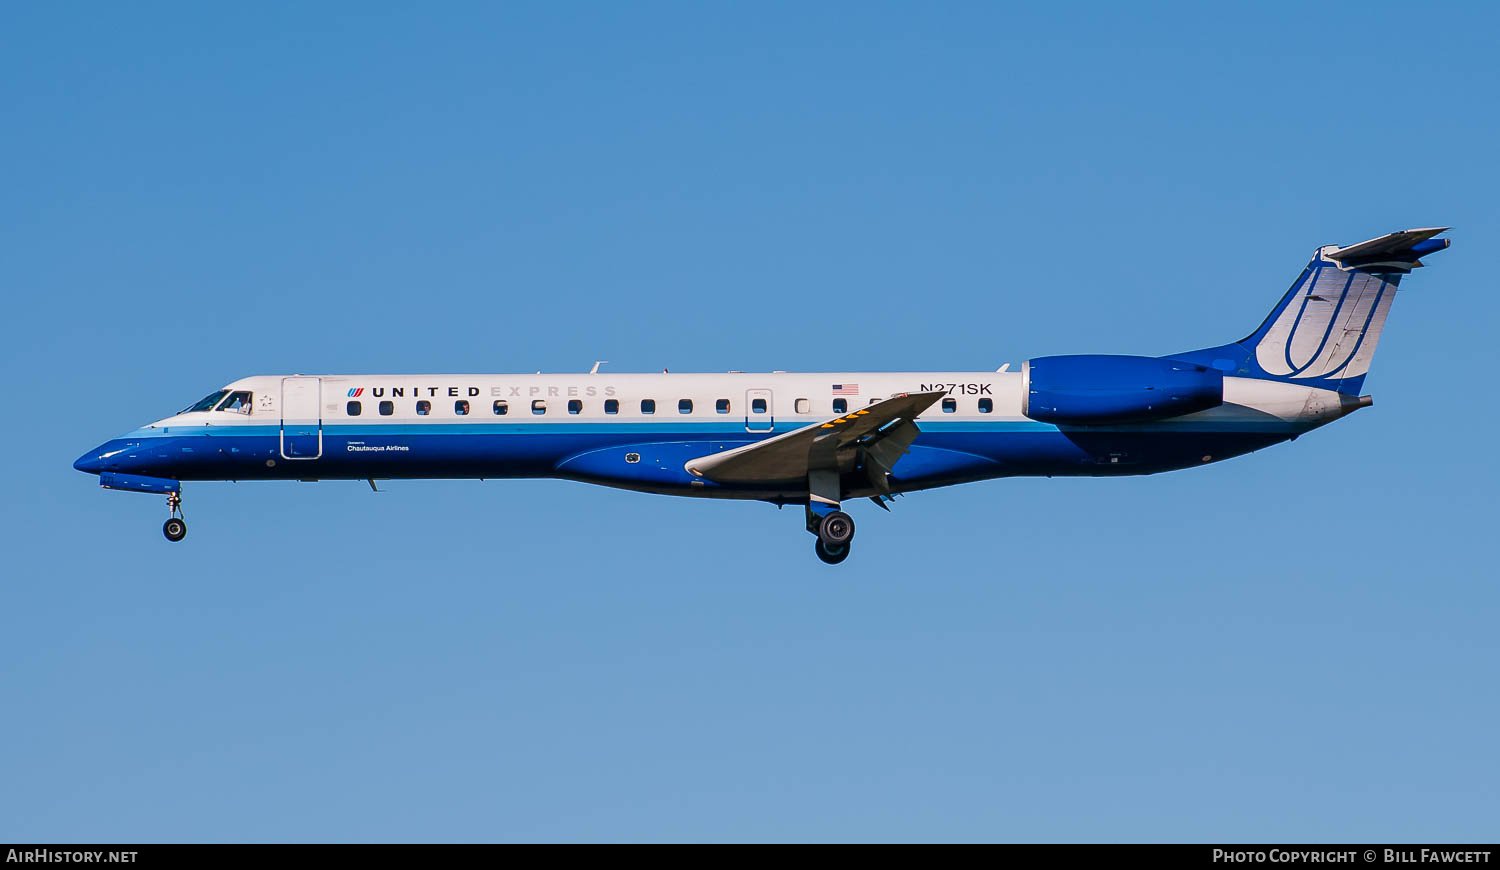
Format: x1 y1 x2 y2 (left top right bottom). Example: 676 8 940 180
590 361 608 374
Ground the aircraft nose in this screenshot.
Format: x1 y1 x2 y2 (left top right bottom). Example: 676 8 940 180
73 448 104 474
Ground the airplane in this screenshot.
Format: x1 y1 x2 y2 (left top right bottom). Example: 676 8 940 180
73 228 1449 563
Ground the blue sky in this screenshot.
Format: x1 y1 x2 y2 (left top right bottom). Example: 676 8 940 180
3 1 1497 842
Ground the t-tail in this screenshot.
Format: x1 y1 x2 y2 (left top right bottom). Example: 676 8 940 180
1170 227 1450 395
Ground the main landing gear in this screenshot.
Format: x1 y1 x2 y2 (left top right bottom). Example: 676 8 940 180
808 506 855 565
814 537 850 564
805 468 857 564
162 492 186 542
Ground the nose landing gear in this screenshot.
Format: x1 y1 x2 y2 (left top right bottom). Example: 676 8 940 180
162 492 186 542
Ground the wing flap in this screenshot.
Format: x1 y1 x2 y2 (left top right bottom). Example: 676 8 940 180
863 419 920 493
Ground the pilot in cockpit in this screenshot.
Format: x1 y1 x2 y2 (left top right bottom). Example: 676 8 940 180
219 391 252 414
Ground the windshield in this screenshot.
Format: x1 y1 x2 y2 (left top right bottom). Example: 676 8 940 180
216 391 252 414
181 390 229 414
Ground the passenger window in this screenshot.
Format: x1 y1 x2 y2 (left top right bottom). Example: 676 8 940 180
379 400 394 416
795 398 810 414
347 401 362 416
942 397 956 413
455 400 470 415
715 399 730 414
493 400 508 416
569 399 582 415
679 399 693 414
978 398 993 414
833 399 847 414
218 391 253 414
416 400 431 416
605 399 619 415
641 399 656 415
752 398 767 414
532 400 547 415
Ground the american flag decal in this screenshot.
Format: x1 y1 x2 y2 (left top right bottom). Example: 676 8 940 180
831 384 859 396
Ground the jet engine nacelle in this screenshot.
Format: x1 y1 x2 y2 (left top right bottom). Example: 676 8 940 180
1022 355 1223 425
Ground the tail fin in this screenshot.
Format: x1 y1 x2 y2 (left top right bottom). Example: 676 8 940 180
1171 227 1450 395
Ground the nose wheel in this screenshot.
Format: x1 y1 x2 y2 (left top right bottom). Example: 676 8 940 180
162 492 186 542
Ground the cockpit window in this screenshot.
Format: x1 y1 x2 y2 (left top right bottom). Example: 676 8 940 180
216 391 253 414
182 390 229 414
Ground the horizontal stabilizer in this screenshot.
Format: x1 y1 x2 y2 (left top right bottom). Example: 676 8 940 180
1327 227 1450 273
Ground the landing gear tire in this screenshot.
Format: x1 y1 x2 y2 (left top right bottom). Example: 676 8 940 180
818 511 855 547
163 517 187 542
815 539 850 565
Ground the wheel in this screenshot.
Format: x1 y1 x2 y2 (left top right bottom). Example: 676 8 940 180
163 517 187 542
818 511 855 547
815 539 850 564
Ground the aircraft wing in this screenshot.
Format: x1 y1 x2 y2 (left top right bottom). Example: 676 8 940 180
684 390 946 487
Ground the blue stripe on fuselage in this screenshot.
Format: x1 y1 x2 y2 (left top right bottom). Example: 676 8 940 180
86 417 1304 491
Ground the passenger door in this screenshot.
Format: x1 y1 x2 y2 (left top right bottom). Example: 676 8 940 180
280 377 323 459
745 388 774 433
